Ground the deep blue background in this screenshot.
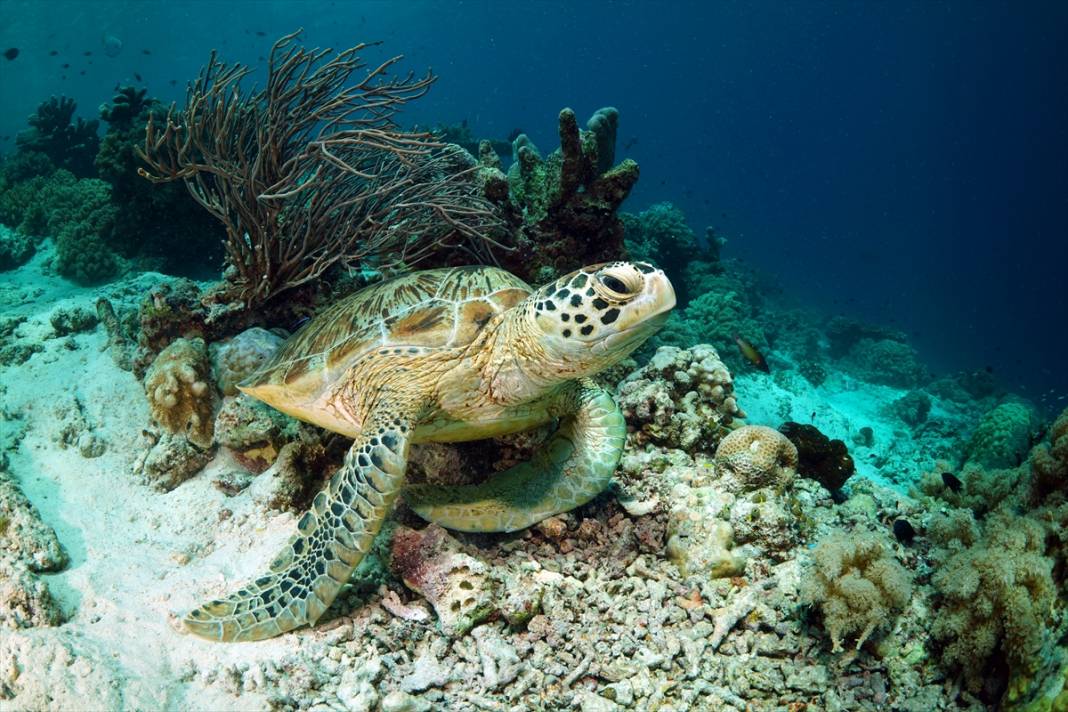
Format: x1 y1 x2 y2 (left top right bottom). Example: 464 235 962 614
2 1 1066 405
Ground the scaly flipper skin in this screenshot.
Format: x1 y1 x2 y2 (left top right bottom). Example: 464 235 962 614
404 381 625 533
183 409 413 642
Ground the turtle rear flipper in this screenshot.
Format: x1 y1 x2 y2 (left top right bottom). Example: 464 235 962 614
405 382 625 533
183 410 412 642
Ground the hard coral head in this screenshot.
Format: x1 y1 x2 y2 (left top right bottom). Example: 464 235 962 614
529 261 675 375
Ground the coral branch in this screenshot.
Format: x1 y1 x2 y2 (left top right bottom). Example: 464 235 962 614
137 30 502 306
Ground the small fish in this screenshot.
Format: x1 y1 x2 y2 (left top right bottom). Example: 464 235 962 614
892 519 916 544
732 333 770 373
79 70 86 75
134 72 142 81
49 49 59 56
142 48 151 55
83 50 92 56
168 79 177 86
62 63 70 68
255 30 266 36
3 47 18 60
942 472 963 493
288 315 311 332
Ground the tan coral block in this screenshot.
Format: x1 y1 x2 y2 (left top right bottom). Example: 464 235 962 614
144 337 217 449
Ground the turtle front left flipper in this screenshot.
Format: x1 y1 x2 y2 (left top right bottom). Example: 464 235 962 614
183 408 414 642
404 381 625 533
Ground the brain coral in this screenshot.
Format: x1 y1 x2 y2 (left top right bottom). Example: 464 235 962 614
714 425 798 492
144 337 217 449
617 344 745 453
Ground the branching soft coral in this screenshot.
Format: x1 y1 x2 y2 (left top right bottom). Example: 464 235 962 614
801 531 913 652
930 509 1055 693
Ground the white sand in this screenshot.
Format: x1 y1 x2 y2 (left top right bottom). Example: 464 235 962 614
1 247 339 710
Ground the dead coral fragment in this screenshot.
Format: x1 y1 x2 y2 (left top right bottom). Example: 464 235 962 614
801 531 912 652
390 524 497 637
144 337 216 449
714 425 798 493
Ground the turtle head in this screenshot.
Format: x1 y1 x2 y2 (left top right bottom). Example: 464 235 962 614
528 261 676 377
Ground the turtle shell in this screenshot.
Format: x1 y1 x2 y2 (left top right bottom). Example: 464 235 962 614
240 266 531 408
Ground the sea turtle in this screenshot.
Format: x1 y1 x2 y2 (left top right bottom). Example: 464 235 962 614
184 261 675 642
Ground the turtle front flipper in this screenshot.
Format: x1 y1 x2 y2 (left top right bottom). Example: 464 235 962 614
183 410 413 642
405 381 625 533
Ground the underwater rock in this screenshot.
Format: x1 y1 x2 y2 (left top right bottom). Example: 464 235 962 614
0 316 43 367
778 421 855 492
801 531 912 653
213 394 301 473
94 297 135 371
889 389 932 427
0 471 68 573
0 559 64 629
714 425 798 493
617 344 744 453
390 524 498 637
335 653 384 711
0 471 68 630
729 488 799 560
964 400 1038 469
48 305 98 336
666 483 746 578
841 338 928 388
134 431 212 492
143 337 217 449
246 440 328 512
210 327 284 396
0 225 35 271
825 316 908 359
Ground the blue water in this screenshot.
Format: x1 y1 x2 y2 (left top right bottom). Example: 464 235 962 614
2 0 1066 399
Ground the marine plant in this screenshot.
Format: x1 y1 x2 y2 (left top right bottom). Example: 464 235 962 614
138 30 502 307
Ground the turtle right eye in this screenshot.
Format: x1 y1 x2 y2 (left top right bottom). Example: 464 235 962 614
600 275 627 293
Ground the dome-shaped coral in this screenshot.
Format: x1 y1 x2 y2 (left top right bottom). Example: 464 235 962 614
210 327 285 396
714 424 798 492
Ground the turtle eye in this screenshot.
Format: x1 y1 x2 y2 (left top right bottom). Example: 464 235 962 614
595 269 640 300
601 275 627 293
